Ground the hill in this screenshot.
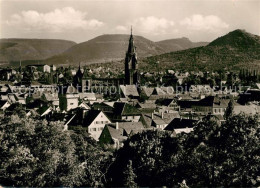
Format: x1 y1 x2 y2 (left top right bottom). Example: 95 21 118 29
43 34 166 65
156 37 208 53
141 29 260 72
0 39 76 65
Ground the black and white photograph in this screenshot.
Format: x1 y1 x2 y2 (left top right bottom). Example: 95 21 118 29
0 0 259 187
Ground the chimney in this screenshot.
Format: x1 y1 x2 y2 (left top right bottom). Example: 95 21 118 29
161 111 164 119
116 122 119 130
151 112 154 120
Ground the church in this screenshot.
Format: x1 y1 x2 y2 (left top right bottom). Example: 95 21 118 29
124 27 139 85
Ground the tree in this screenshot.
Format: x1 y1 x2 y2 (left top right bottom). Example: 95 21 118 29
108 130 181 187
123 160 137 188
180 114 260 187
224 99 234 119
0 114 112 187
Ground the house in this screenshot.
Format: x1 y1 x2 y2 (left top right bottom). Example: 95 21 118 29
99 121 144 148
59 85 79 111
113 102 141 122
0 100 11 111
156 98 180 111
50 65 56 72
192 96 230 115
26 64 51 73
38 106 53 117
78 101 91 110
120 85 139 99
93 102 114 113
151 119 167 129
43 93 59 109
140 86 154 98
164 118 197 131
79 93 96 101
141 111 180 128
66 110 111 141
136 102 156 110
172 128 194 137
149 87 175 100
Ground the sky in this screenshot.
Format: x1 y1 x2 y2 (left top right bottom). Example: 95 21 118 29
0 0 259 43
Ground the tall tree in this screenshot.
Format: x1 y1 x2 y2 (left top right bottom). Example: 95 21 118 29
224 99 234 119
123 160 137 188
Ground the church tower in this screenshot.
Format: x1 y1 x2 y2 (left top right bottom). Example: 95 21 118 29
125 27 139 85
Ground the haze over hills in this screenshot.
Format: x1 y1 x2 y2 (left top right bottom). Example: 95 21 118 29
43 34 209 66
0 34 209 67
156 37 208 53
44 34 166 65
141 29 260 72
1 29 259 72
0 39 76 65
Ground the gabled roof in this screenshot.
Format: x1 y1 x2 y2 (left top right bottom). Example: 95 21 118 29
0 100 10 107
118 122 144 135
165 118 197 131
194 96 229 107
106 125 127 142
156 98 177 106
141 87 154 97
152 119 167 125
38 106 52 116
105 122 144 140
113 102 141 116
78 101 91 110
43 93 59 101
120 85 139 97
66 109 105 127
136 102 156 109
83 110 102 126
93 102 114 110
256 83 260 90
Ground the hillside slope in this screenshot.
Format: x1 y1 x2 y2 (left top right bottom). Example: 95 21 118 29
141 29 260 72
0 39 76 63
44 34 166 65
156 37 208 53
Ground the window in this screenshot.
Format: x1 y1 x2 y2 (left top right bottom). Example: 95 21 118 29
92 128 96 131
70 103 74 105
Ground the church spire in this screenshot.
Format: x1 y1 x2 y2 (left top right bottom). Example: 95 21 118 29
125 27 139 85
127 26 135 54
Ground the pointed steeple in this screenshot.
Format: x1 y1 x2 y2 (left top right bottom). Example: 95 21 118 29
125 27 139 85
127 26 135 54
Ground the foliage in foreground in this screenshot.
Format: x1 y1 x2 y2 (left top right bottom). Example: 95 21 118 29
108 114 260 187
0 109 259 187
0 114 112 187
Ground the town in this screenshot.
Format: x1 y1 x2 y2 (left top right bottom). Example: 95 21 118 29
3 24 260 188
0 30 259 148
